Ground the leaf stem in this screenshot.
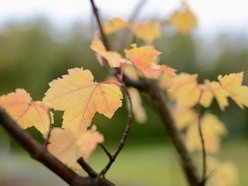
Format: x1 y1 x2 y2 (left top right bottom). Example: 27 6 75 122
196 94 207 185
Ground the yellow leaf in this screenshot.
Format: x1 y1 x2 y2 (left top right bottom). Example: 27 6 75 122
130 21 161 43
0 89 52 134
207 157 239 186
102 17 128 34
43 68 123 135
76 125 104 160
172 106 197 129
218 72 248 109
168 1 197 34
185 113 227 153
129 88 147 123
159 68 177 90
48 127 103 169
200 80 229 110
125 44 165 79
90 34 125 67
169 74 201 107
47 128 80 170
124 65 139 80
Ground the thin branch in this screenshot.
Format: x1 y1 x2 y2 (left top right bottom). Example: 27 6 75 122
0 108 114 186
89 0 110 50
99 85 133 176
99 144 113 160
113 0 148 51
196 95 207 185
77 157 98 178
148 82 201 186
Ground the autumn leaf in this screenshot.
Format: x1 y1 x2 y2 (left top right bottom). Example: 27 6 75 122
90 34 125 68
159 68 177 90
125 44 169 79
168 1 197 34
102 17 128 34
76 125 104 160
200 80 229 110
0 89 52 134
129 88 147 123
185 113 227 153
43 68 123 135
169 74 201 107
172 106 197 129
124 65 139 80
47 128 81 170
218 72 248 109
130 21 161 43
207 157 239 186
47 126 103 170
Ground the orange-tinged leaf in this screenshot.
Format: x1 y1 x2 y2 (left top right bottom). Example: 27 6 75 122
169 74 201 107
47 126 104 169
185 113 227 153
130 21 161 43
102 17 128 34
47 128 80 170
125 44 165 79
218 72 248 109
0 89 52 134
43 68 123 135
168 1 197 34
90 34 125 67
76 125 104 160
129 88 147 123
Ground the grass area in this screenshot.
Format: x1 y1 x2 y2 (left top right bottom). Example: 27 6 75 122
0 141 247 186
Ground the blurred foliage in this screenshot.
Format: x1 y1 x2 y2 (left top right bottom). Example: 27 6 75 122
0 20 248 145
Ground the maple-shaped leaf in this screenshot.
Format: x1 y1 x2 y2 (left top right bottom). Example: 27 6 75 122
168 1 197 34
102 17 128 34
47 128 81 170
0 89 52 134
218 72 248 109
200 80 229 110
90 34 125 68
47 126 103 170
169 74 201 107
76 125 104 160
129 88 147 123
185 113 227 153
43 68 123 135
125 44 171 79
172 106 197 129
130 21 161 43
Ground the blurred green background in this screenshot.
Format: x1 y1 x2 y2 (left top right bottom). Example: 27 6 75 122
0 18 248 185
